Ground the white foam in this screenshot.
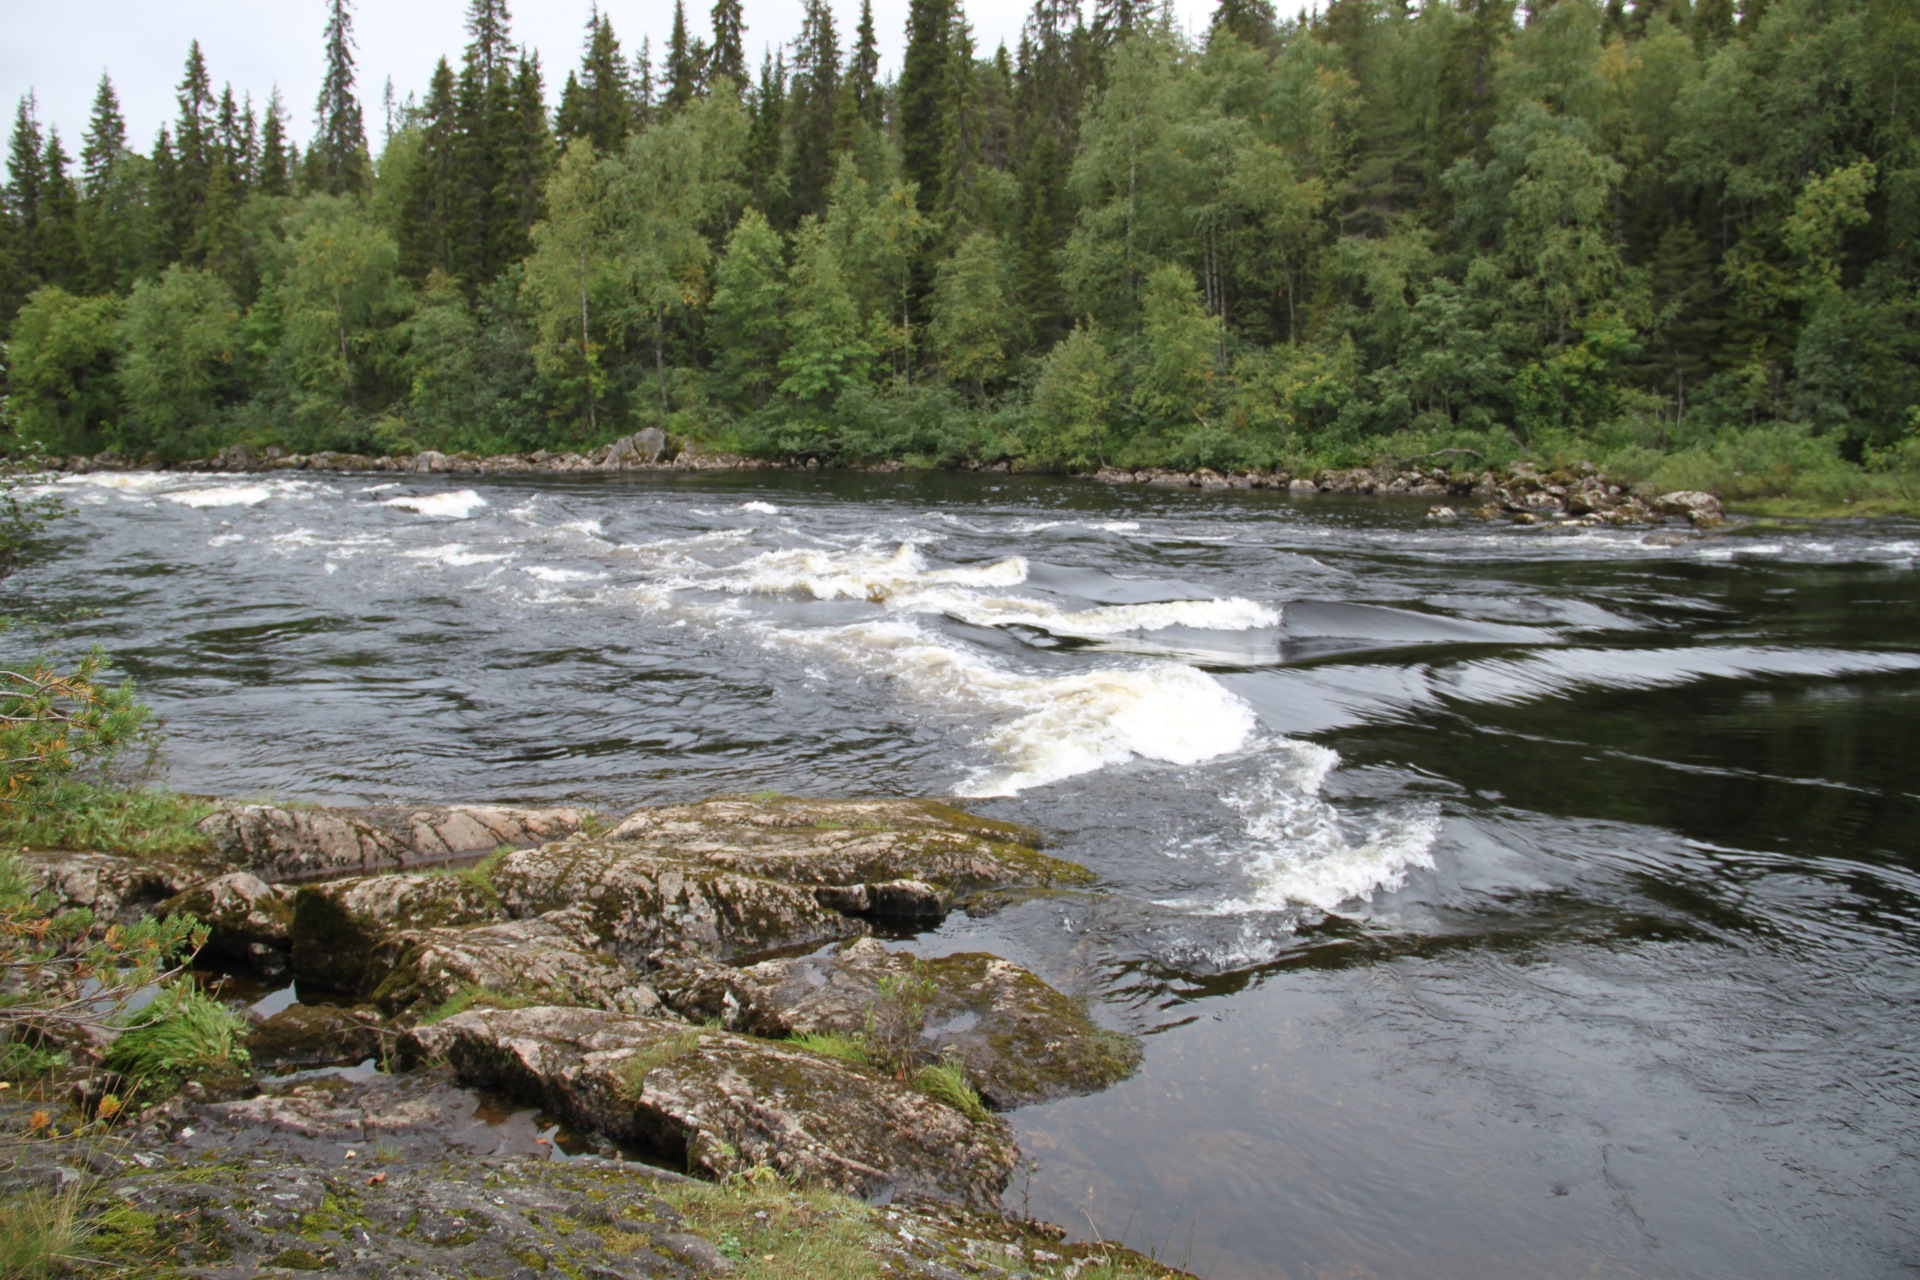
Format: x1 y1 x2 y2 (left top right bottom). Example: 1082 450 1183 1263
403 544 511 568
164 485 275 508
208 533 245 547
1178 740 1440 913
775 619 1257 795
740 501 779 514
384 490 487 519
357 483 401 494
523 566 604 583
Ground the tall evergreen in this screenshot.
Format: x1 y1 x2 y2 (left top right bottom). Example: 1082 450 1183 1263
257 89 292 197
312 0 370 196
709 0 748 86
785 0 842 221
170 42 216 250
747 52 789 228
557 10 633 153
80 75 126 193
665 2 705 111
36 130 83 288
465 0 515 92
845 0 884 132
1212 0 1278 47
900 0 955 204
4 96 47 299
399 60 460 279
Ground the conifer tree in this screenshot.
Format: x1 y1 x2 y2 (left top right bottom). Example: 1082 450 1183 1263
1092 0 1150 45
746 53 789 227
937 14 990 239
36 130 83 289
900 0 955 204
465 0 515 92
4 96 47 303
257 89 292 197
785 0 842 221
80 76 126 194
558 10 634 152
491 53 552 271
709 0 748 86
846 0 884 130
399 60 461 281
1211 0 1278 48
312 0 370 196
171 43 216 244
635 36 656 120
665 2 705 111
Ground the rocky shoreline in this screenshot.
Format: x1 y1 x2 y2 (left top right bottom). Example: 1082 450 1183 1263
8 793 1182 1278
45 433 1727 529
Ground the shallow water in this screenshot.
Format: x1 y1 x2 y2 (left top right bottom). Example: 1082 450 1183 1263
12 468 1920 1277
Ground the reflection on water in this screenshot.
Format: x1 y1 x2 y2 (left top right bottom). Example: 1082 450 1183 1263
12 469 1920 1277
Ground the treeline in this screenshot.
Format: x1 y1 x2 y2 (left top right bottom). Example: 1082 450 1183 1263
1 0 1917 487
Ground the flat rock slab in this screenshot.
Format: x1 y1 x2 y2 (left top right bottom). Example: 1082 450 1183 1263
657 938 1141 1109
489 843 869 964
603 796 1090 899
403 1005 1019 1212
196 803 593 881
367 910 663 1021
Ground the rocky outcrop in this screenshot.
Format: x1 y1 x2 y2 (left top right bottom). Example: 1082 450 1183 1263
158 872 295 972
196 803 593 881
14 850 197 924
366 911 663 1021
1651 489 1726 527
403 1005 1020 1211
290 873 506 994
655 938 1141 1109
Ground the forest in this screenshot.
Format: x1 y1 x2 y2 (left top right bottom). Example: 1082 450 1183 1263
1 0 1917 504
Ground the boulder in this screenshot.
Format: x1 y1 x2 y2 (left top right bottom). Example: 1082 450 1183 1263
15 850 196 924
654 938 1141 1109
158 871 295 970
249 1003 389 1074
290 873 506 995
403 1005 1019 1210
366 911 662 1021
1653 489 1725 527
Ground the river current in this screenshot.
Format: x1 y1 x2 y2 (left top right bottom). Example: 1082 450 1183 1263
11 468 1920 1277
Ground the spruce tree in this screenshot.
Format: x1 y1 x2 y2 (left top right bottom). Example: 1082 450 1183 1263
80 75 126 194
36 130 83 289
746 52 789 227
465 0 515 92
710 0 748 86
785 0 841 221
558 11 634 152
665 2 706 111
1211 0 1278 48
172 42 216 241
846 0 883 130
312 0 370 196
635 36 656 120
4 96 46 291
399 59 460 279
490 53 552 271
257 89 293 197
937 13 990 240
900 0 955 204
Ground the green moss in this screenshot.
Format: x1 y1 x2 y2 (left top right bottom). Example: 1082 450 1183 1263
267 1246 332 1270
613 1029 704 1100
417 982 538 1025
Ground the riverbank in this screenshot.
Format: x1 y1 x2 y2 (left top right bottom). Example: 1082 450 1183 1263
40 435 1735 529
4 794 1186 1279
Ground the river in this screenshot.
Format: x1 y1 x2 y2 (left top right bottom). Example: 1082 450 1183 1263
11 468 1920 1277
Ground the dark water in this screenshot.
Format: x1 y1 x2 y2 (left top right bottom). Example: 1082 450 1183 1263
11 468 1920 1277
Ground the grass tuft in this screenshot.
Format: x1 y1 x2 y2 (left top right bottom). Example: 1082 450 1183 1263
787 1031 869 1067
101 982 250 1087
912 1058 990 1123
613 1029 703 1100
0 1181 90 1279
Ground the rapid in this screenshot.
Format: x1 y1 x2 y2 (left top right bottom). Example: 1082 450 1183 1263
12 467 1920 1278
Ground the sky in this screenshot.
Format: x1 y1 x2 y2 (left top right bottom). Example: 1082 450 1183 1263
2 0 1226 159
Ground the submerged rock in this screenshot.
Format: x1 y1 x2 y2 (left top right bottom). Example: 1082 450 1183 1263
249 1004 389 1073
403 1004 1020 1211
1653 489 1726 527
656 937 1141 1109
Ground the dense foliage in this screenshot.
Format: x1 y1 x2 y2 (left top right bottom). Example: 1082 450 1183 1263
1 0 1916 488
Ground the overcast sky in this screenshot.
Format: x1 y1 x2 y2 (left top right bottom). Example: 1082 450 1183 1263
3 0 1232 159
